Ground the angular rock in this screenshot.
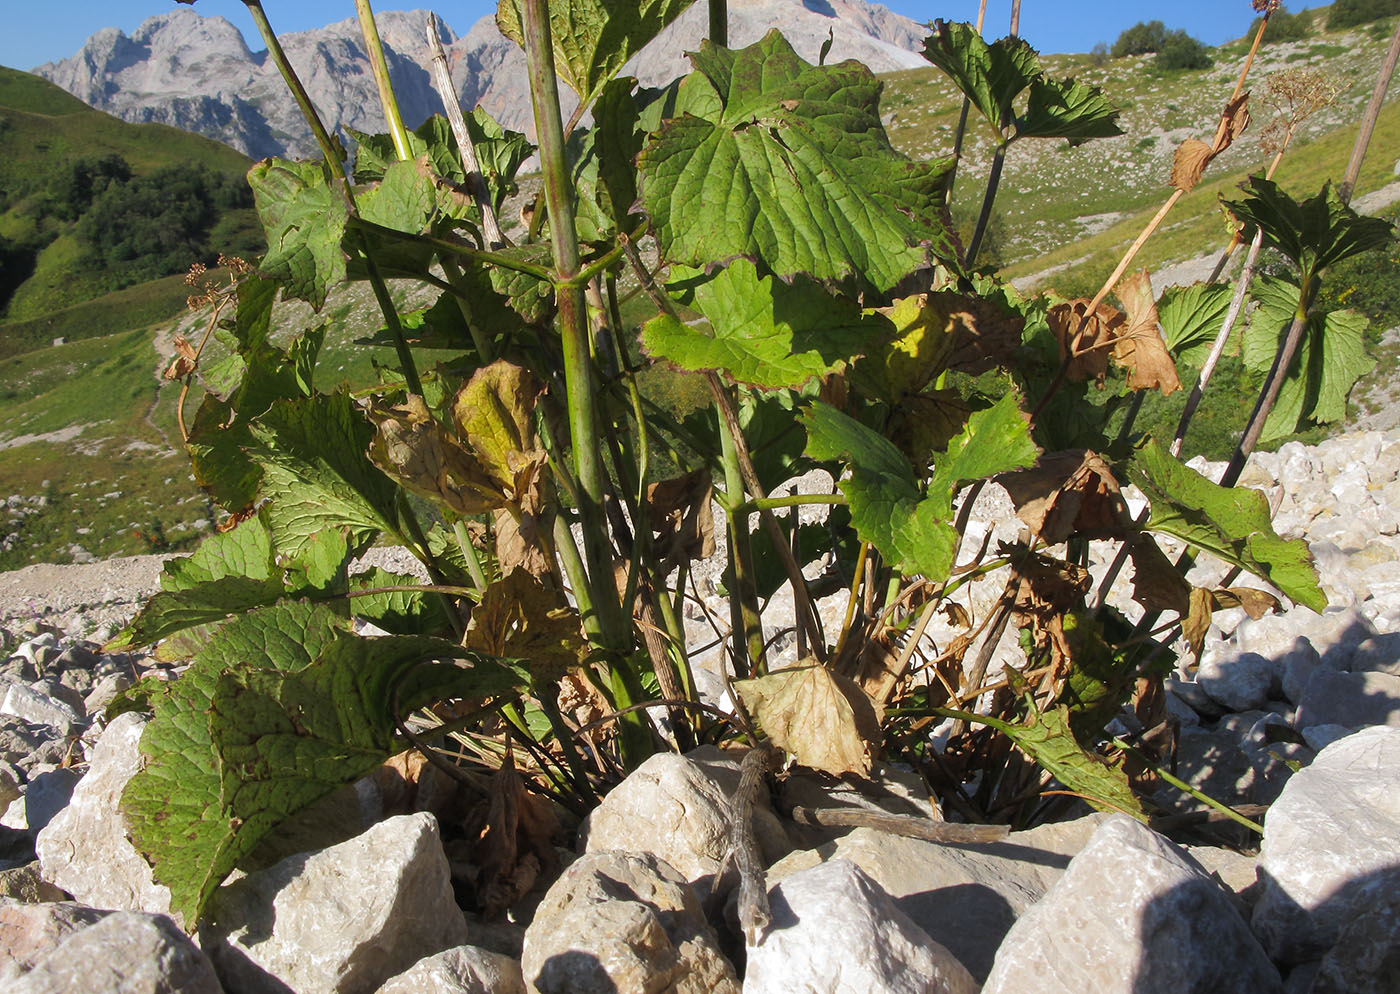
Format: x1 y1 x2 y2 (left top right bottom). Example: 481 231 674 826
374 945 526 994
1197 650 1277 711
1310 887 1400 994
0 761 17 819
747 858 978 994
1349 632 1400 676
0 717 68 771
0 680 84 733
982 815 1281 994
1160 725 1257 809
34 712 172 918
764 817 1108 981
202 812 467 994
579 748 789 902
1295 668 1400 730
521 850 739 994
1 900 110 982
1252 726 1400 962
10 910 222 994
0 862 67 902
18 768 80 834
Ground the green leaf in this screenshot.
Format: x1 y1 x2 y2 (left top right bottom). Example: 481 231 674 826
638 30 958 293
921 21 1039 138
995 702 1144 819
1224 177 1395 279
1157 282 1234 367
496 0 698 110
357 158 436 234
1128 436 1326 611
249 391 404 559
186 396 261 513
160 516 277 592
248 159 349 309
1244 276 1374 441
640 260 885 389
348 568 451 636
1019 76 1124 144
462 108 535 215
927 392 1039 500
121 601 349 925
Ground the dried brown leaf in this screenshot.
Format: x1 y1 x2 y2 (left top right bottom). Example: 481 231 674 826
1170 138 1214 193
451 360 547 506
1113 271 1181 396
1185 584 1283 657
464 744 560 917
1213 92 1250 155
853 634 903 707
646 469 715 571
369 395 508 515
1183 586 1216 658
1047 299 1124 384
493 507 551 579
1125 534 1191 616
465 568 586 683
997 450 1133 545
734 663 881 777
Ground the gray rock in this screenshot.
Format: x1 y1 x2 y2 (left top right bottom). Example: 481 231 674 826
1281 650 1326 706
17 768 80 834
10 910 222 994
202 812 467 994
1252 726 1400 963
0 761 17 819
0 862 67 902
520 850 739 994
374 945 526 994
1309 887 1400 994
1301 723 1352 752
1197 650 1277 711
747 858 979 994
0 680 84 734
579 747 790 903
1165 678 1228 720
982 815 1281 994
1161 726 1257 809
1295 668 1400 729
0 900 111 983
34 712 173 919
83 671 133 715
0 717 68 770
1349 632 1400 676
764 817 1108 981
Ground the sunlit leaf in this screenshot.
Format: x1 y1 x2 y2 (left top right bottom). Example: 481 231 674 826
1225 176 1394 278
247 158 348 309
734 663 880 777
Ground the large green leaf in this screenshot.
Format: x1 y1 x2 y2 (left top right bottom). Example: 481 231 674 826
497 0 697 110
1019 76 1123 144
248 391 404 559
640 260 885 389
1128 437 1326 611
1157 282 1234 367
802 393 1035 583
123 600 522 925
1224 177 1395 279
1244 276 1374 441
356 157 436 234
992 702 1144 819
248 159 349 309
638 30 958 293
121 601 348 925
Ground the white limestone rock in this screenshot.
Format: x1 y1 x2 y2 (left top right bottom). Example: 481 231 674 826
10 910 222 994
579 747 790 903
374 945 526 994
201 812 468 994
521 850 740 994
746 858 979 994
1251 726 1400 963
1295 668 1400 730
1197 650 1277 711
982 815 1281 994
33 712 173 919
0 900 111 984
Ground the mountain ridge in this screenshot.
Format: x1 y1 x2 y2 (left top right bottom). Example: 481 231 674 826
32 1 929 160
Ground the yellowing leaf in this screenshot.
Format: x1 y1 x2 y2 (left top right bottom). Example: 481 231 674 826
1047 299 1123 384
451 361 548 511
466 569 587 683
734 663 881 777
369 395 509 516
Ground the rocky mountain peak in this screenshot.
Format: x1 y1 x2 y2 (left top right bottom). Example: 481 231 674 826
32 0 928 160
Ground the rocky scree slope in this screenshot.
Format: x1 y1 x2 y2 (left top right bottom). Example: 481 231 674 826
33 0 927 160
4 429 1400 991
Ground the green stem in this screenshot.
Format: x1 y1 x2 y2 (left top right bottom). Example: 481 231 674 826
452 519 489 591
709 0 727 47
521 0 628 648
739 493 846 514
966 140 1008 268
718 415 766 676
354 0 413 161
348 219 554 278
1112 738 1263 834
358 235 423 397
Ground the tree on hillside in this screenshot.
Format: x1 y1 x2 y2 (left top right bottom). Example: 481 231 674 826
1329 0 1400 29
1112 20 1168 57
1155 30 1214 71
48 153 132 221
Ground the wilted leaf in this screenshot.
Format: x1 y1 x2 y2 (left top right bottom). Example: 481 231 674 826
463 742 560 916
1183 584 1281 656
452 361 548 509
1129 437 1326 612
647 469 715 571
1047 298 1123 384
465 569 587 683
734 663 881 777
1125 534 1191 616
1213 92 1251 154
1169 138 1214 193
1114 270 1181 395
638 30 958 293
369 396 508 515
997 450 1132 545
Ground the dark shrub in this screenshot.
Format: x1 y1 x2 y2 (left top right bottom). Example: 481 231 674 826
1154 30 1214 71
1248 5 1312 43
1112 20 1168 57
1328 0 1400 30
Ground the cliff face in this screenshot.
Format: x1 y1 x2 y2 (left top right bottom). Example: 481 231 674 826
33 1 928 159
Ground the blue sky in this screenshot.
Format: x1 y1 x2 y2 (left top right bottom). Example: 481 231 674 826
2 2 1319 72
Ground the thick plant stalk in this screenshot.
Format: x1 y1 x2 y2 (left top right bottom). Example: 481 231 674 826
354 0 413 161
709 0 727 47
1009 0 1021 37
521 0 629 647
1339 14 1400 204
966 141 1008 268
1170 228 1266 457
425 13 506 247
